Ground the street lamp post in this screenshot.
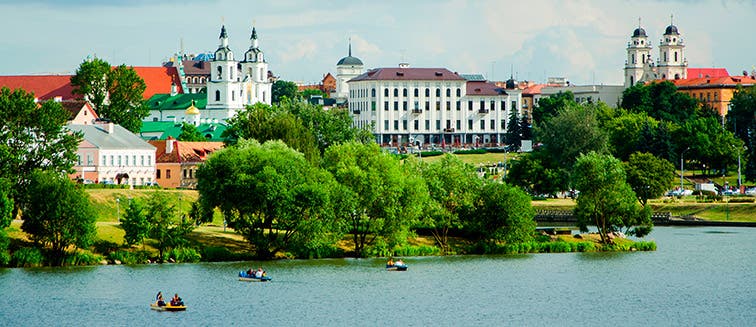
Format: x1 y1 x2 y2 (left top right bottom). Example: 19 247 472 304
680 147 691 193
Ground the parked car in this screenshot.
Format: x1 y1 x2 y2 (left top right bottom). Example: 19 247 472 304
101 180 116 185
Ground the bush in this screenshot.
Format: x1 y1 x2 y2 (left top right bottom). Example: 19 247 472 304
453 149 487 155
728 197 755 203
11 247 46 267
419 151 443 157
576 242 596 252
292 245 345 259
62 252 104 266
92 240 120 254
107 250 151 265
0 251 10 266
632 241 657 251
392 244 441 257
163 247 201 263
200 246 246 262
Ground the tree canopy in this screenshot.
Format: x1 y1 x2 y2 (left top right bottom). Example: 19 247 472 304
0 87 82 219
532 91 575 125
535 102 609 169
624 152 675 206
272 80 299 104
468 181 535 244
178 122 206 141
21 171 96 264
727 85 756 182
573 152 651 243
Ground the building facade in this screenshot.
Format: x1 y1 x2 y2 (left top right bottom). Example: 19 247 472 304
348 66 521 147
674 75 756 116
335 41 364 101
149 138 224 189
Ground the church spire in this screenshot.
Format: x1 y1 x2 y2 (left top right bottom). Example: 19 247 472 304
250 26 259 49
348 37 352 57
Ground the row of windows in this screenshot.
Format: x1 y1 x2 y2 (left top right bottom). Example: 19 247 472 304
187 76 208 84
694 92 719 102
378 119 507 131
90 154 152 167
351 87 463 98
352 100 517 112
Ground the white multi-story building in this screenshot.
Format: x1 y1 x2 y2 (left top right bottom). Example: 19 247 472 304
348 66 521 147
204 25 272 120
335 40 364 101
624 18 687 88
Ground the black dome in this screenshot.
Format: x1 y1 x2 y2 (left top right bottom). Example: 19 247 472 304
505 78 516 89
632 27 647 37
337 56 363 66
665 25 679 35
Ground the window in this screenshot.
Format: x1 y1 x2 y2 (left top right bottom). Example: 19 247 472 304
446 101 451 110
402 120 407 130
232 90 235 101
456 88 461 97
491 120 495 130
216 66 222 79
511 101 517 110
166 170 171 179
215 90 221 101
384 88 389 97
371 101 376 111
414 88 419 97
480 120 485 129
468 101 473 111
394 120 399 130
394 88 398 97
663 51 667 62
109 155 114 166
632 53 635 64
501 101 506 111
425 120 430 130
384 102 389 110
87 154 93 166
456 120 461 130
77 155 82 166
480 101 485 110
425 89 430 97
674 51 678 62
468 120 473 129
501 120 506 129
490 101 495 110
394 101 399 111
183 169 187 179
446 89 451 97
414 120 419 130
140 155 145 166
425 101 430 110
436 88 441 97
156 169 161 179
371 88 376 97
414 101 419 110
436 120 441 130
384 120 389 130
436 102 441 110
403 101 408 111
403 88 408 97
456 101 461 111
132 155 136 166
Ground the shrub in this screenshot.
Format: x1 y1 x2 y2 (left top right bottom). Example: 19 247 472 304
107 250 151 265
576 242 596 252
419 151 443 157
11 247 46 267
293 245 345 259
632 241 657 251
163 247 201 263
547 242 572 253
392 244 441 257
200 246 247 262
0 251 10 266
91 240 120 254
62 252 104 266
453 149 487 155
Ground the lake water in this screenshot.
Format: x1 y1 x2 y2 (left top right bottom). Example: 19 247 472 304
1 227 754 326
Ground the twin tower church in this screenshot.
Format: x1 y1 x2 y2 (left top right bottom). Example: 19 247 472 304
624 18 687 88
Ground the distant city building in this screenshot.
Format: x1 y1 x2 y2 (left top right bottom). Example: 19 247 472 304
348 65 522 147
537 84 625 108
624 18 688 88
149 137 224 189
140 120 228 142
298 73 337 95
335 40 364 103
67 120 156 186
674 74 756 116
0 75 76 101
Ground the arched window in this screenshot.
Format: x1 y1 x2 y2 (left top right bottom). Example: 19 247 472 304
217 66 222 79
403 88 407 97
215 90 220 101
425 89 430 97
393 88 398 97
414 88 419 97
384 88 389 97
446 89 451 97
371 88 376 97
456 88 461 97
632 54 635 64
630 76 634 86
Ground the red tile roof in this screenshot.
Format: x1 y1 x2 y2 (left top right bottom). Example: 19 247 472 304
0 75 78 100
350 68 465 82
131 66 184 99
150 139 224 163
687 68 729 79
673 75 756 88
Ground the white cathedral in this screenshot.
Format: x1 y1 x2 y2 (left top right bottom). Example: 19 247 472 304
205 25 272 119
624 18 687 88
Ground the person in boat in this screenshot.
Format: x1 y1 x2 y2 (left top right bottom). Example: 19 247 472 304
255 267 263 278
170 293 184 306
395 259 404 266
387 258 394 266
156 291 165 307
247 268 254 276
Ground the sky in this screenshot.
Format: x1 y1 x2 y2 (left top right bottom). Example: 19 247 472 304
1 0 754 86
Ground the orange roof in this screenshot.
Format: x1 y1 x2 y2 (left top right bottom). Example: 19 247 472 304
150 139 224 163
0 75 78 100
521 83 562 95
131 66 183 99
673 76 756 88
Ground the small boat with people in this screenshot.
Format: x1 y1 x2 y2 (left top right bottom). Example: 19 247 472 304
239 267 271 282
151 292 186 311
386 258 408 271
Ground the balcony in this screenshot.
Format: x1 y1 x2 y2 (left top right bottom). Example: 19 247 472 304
352 109 361 114
443 128 455 133
411 108 423 114
478 109 490 114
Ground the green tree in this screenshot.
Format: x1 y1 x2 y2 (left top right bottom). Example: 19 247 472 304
532 91 575 125
507 151 569 196
535 102 609 169
21 171 96 265
178 122 206 141
272 80 299 104
468 181 535 245
144 192 194 260
621 81 702 125
677 116 742 174
300 88 326 99
196 140 339 259
70 57 110 111
418 154 481 253
102 65 149 132
519 115 532 140
606 111 658 161
504 108 522 150
0 87 82 220
727 85 756 182
71 59 149 133
223 103 320 163
0 178 13 229
120 199 150 247
323 142 426 256
625 152 676 206
573 152 652 243
282 99 374 154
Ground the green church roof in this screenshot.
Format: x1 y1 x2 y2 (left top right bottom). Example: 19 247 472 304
147 93 207 111
139 121 228 142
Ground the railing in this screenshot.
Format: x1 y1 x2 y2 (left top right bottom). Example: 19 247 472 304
411 108 423 114
478 109 489 114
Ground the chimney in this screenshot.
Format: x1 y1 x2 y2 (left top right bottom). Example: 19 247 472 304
170 82 177 96
166 137 176 154
107 122 114 134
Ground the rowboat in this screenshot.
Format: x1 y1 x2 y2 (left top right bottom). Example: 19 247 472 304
239 271 272 282
386 262 408 271
150 302 186 311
